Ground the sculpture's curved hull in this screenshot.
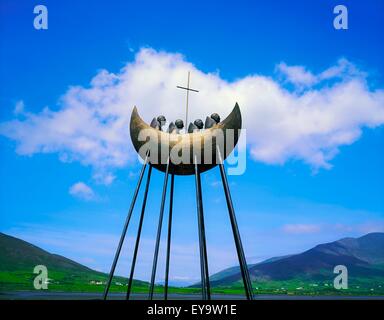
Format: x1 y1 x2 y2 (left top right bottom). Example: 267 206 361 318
130 103 242 175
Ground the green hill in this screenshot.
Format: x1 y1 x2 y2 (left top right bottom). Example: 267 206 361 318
205 233 384 295
0 232 148 293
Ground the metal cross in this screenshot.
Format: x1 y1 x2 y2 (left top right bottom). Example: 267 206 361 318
177 71 199 129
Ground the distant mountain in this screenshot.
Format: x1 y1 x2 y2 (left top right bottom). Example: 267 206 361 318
0 233 95 273
209 254 295 283
0 232 147 292
208 233 384 287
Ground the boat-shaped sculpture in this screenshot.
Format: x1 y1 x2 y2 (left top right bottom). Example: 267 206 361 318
130 103 242 175
106 102 254 303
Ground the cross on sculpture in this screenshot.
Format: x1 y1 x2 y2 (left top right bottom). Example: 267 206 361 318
177 71 199 130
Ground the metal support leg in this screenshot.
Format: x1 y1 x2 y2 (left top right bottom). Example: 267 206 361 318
194 158 211 300
103 155 148 300
164 174 174 300
149 160 170 300
218 155 254 300
126 165 153 300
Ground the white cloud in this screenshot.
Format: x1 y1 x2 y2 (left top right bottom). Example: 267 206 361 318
282 224 321 234
318 58 366 81
92 172 115 186
276 62 317 87
69 181 95 201
1 48 384 181
276 58 366 88
13 100 25 115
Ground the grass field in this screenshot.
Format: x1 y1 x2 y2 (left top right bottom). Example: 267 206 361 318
212 278 384 296
1 270 383 297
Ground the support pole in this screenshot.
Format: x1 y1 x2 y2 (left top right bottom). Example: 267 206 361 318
164 174 175 300
103 155 148 300
148 160 170 300
194 157 211 300
126 165 153 300
217 150 254 300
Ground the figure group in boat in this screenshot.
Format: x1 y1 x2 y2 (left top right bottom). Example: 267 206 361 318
150 113 221 133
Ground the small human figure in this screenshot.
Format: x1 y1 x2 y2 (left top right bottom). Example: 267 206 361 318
175 119 184 133
167 122 176 133
204 113 221 128
168 119 184 133
188 119 204 133
150 115 166 131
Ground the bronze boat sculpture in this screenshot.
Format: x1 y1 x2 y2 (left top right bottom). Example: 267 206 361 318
104 102 253 301
130 103 242 175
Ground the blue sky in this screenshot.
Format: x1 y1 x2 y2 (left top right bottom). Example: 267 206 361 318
0 0 383 285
